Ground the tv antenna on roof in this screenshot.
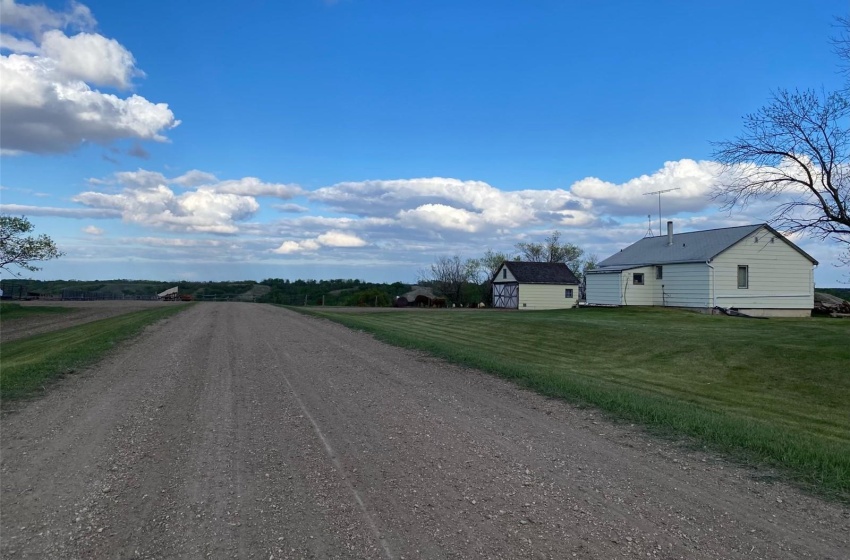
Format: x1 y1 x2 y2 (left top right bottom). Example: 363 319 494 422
644 214 654 238
643 188 680 236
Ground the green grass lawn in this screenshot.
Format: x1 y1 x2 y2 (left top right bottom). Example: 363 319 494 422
0 302 73 321
302 306 850 500
0 304 191 400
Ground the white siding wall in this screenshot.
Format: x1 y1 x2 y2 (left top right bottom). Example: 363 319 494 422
494 264 517 283
620 266 655 306
586 272 623 305
518 284 579 310
661 263 711 308
711 227 815 310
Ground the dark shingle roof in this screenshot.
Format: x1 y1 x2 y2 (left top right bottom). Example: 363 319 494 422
499 261 579 284
593 224 817 271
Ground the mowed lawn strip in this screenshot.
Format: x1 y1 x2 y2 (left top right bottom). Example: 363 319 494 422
0 304 191 400
301 306 850 500
0 302 73 321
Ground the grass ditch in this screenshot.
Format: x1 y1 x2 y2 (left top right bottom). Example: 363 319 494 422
0 304 192 400
299 306 850 501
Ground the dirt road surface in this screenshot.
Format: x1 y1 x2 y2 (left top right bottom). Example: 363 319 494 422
2 303 847 559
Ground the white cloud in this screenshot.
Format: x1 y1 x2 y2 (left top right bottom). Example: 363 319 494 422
40 30 139 88
67 168 303 234
272 230 367 254
73 183 260 234
82 225 103 235
173 169 218 187
0 2 178 154
570 159 721 216
316 230 368 247
112 169 168 189
0 32 40 54
398 204 482 232
0 0 96 38
214 177 303 199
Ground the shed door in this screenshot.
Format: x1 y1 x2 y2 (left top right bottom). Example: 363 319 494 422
493 282 519 309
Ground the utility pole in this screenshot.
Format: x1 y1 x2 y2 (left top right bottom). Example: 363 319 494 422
643 188 681 235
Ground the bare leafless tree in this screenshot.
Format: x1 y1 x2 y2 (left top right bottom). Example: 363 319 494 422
418 255 479 305
515 230 583 270
712 18 850 266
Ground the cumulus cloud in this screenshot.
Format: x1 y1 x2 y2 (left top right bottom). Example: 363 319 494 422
272 230 367 254
311 177 594 235
69 168 302 234
214 177 303 199
73 183 258 234
0 0 96 38
0 32 39 53
0 0 178 154
40 30 140 88
82 225 103 235
570 159 722 216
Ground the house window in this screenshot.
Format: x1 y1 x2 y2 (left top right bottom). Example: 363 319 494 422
633 273 644 285
502 269 507 279
565 288 574 299
737 265 748 289
655 266 663 280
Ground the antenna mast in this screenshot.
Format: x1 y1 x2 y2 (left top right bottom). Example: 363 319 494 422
644 214 654 238
643 188 681 235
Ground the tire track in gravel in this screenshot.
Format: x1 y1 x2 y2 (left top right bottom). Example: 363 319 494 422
2 303 848 559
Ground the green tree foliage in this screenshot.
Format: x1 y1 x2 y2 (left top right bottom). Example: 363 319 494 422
0 215 63 274
259 278 409 306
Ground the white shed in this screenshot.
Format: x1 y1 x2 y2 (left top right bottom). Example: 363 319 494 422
585 222 818 317
492 261 580 310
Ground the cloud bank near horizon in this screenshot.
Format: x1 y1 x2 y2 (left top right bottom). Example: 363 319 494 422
4 158 821 280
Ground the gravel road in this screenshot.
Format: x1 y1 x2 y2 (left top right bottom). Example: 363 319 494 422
1 303 847 559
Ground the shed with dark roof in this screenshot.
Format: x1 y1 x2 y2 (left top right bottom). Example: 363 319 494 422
585 222 817 317
491 261 580 310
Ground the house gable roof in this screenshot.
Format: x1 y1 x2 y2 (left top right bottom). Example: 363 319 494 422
593 224 818 271
495 261 579 284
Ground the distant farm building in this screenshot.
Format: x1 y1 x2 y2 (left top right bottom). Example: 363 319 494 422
585 222 817 317
491 261 580 310
158 287 179 300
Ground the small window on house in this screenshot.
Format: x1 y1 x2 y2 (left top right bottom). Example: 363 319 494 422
502 268 507 279
633 273 644 285
565 288 574 299
737 265 748 289
655 265 663 280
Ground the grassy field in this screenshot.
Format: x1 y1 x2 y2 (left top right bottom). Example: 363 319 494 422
303 306 850 500
0 304 191 400
0 302 72 321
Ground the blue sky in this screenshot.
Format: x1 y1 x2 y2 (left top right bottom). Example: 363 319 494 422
1 0 847 285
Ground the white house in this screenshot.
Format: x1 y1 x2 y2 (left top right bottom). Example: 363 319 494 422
585 222 818 317
492 261 580 310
